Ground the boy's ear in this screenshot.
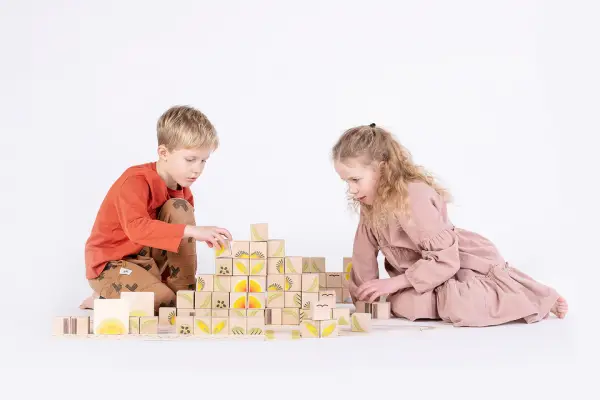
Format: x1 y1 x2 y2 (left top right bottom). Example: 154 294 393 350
157 144 169 161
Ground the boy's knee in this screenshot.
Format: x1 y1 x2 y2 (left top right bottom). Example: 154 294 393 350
159 199 195 224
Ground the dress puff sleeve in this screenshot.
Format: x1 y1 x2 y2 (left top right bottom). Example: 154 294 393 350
398 182 461 294
350 212 380 297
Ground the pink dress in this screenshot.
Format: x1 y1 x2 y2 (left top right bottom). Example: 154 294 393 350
350 181 559 327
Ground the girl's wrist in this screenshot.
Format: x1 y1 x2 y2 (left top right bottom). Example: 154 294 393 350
392 275 411 290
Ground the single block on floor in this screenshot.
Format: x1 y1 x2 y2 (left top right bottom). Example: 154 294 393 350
53 317 70 335
300 319 320 338
372 302 391 319
319 319 338 338
351 313 372 332
332 308 351 326
94 298 129 335
158 307 177 333
75 316 90 335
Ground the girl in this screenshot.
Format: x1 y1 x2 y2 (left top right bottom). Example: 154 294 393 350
332 123 568 327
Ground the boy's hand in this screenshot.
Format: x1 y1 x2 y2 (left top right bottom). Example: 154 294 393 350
184 226 232 249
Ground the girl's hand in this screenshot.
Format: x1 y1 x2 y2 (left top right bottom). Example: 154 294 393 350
356 278 403 303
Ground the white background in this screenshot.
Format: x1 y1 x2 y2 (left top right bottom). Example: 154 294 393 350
1 0 596 397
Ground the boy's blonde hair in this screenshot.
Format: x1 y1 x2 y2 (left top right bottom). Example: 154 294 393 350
157 105 218 151
332 124 451 228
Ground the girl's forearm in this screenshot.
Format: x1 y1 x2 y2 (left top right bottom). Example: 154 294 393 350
392 274 412 291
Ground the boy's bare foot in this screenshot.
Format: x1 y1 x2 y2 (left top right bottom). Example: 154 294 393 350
79 292 99 310
550 296 568 319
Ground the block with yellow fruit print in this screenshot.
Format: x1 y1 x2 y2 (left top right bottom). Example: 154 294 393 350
176 290 195 309
284 256 303 274
195 274 214 291
229 316 247 335
248 276 266 292
129 317 140 334
93 298 129 335
264 327 301 341
139 316 158 334
300 319 320 338
216 259 233 276
319 319 338 338
231 276 248 293
230 293 248 309
193 317 211 336
284 274 300 291
231 241 250 260
247 309 265 319
332 307 351 327
213 276 231 292
281 308 300 325
250 223 268 241
343 257 352 287
214 240 232 258
232 258 250 276
308 257 326 273
247 293 266 309
230 309 247 317
249 259 266 276
158 307 176 334
301 292 319 310
249 241 267 260
194 291 212 309
267 257 284 275
301 273 319 293
246 316 265 335
266 291 285 308
211 317 229 335
267 275 285 292
267 239 285 258
284 292 302 308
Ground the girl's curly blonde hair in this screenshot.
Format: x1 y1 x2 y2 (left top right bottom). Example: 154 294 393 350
332 124 451 229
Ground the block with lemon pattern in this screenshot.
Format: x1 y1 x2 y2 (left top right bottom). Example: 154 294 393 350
343 257 352 287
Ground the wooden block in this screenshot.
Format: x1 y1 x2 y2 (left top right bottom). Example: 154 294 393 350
212 309 229 317
355 301 372 314
301 273 319 292
249 259 267 275
233 258 250 275
139 316 158 334
319 290 336 307
267 239 285 258
196 274 214 292
249 241 267 260
351 313 372 332
300 319 320 338
333 288 343 303
342 288 352 303
129 316 140 334
177 309 196 317
306 257 326 273
310 301 333 321
211 317 228 335
326 273 343 288
229 316 247 335
247 309 265 319
372 302 391 319
319 319 338 338
193 317 211 335
53 317 70 335
247 316 265 335
343 257 352 287
216 258 233 275
93 298 129 335
284 292 302 308
267 275 285 292
194 309 211 317
267 257 285 274
73 316 88 335
284 274 301 291
212 292 230 309
176 290 195 309
266 292 285 308
250 223 269 241
265 308 282 325
120 292 155 317
302 257 310 273
332 308 351 326
213 276 231 292
248 292 266 309
70 317 77 334
248 276 266 292
194 291 212 309
264 328 301 341
284 256 303 274
282 308 300 325
230 292 248 309
301 292 319 310
230 309 247 317
231 241 250 259
158 307 177 333
231 276 249 292
319 273 327 289
215 239 232 258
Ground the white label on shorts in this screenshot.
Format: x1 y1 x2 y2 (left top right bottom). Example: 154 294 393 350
120 267 132 275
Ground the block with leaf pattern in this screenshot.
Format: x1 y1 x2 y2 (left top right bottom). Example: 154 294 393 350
230 293 248 309
176 290 195 309
229 316 247 335
248 293 266 309
249 259 267 275
300 319 320 338
264 327 301 341
301 273 319 293
304 257 325 273
284 292 302 308
213 276 231 292
214 240 232 258
216 259 233 275
250 223 268 241
211 317 229 335
319 319 338 338
194 292 212 309
176 316 194 336
332 308 351 327
284 274 301 291
247 316 265 335
129 317 140 334
193 317 211 336
231 241 250 259
233 258 250 275
284 256 303 274
267 239 285 258
250 241 267 260
195 275 214 292
267 275 285 292
281 308 300 325
301 292 319 310
266 291 285 308
351 313 371 332
267 257 285 275
232 276 249 292
139 316 158 334
230 309 247 317
247 309 264 318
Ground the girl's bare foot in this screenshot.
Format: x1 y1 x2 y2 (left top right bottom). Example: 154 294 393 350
550 296 568 319
79 292 99 310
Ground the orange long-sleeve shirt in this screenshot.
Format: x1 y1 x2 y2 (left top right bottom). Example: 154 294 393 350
85 162 194 279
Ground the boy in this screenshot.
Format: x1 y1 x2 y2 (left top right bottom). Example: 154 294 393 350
80 105 232 311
